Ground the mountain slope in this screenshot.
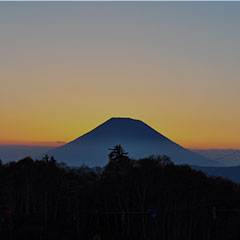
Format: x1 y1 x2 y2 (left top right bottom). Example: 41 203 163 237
47 118 219 167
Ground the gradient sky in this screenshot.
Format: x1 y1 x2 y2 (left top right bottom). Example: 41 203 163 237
1 2 240 149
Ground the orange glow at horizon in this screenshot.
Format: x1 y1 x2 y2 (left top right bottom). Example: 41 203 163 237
1 3 240 150
0 116 239 150
0 140 66 147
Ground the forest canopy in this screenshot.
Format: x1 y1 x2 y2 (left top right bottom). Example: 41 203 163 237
0 145 239 240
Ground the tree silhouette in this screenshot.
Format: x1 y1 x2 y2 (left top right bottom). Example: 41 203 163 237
108 144 128 162
104 145 131 176
0 149 240 240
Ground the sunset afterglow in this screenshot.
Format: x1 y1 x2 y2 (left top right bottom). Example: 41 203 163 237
1 2 240 149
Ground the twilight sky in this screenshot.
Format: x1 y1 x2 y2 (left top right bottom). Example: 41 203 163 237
1 2 240 149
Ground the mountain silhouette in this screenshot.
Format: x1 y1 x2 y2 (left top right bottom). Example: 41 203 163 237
47 117 220 167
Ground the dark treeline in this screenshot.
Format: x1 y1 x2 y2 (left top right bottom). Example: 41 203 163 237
0 145 240 240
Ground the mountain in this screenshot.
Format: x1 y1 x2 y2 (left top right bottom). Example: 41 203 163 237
46 117 220 167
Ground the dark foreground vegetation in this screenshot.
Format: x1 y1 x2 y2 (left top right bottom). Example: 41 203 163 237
0 145 240 240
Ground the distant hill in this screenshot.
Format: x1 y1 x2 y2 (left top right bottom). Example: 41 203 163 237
192 149 240 166
193 165 240 183
46 117 219 167
191 149 240 183
0 145 55 163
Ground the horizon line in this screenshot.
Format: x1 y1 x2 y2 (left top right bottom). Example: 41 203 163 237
0 142 239 151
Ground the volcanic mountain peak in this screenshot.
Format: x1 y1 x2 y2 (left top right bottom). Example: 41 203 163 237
70 117 170 145
47 117 220 167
